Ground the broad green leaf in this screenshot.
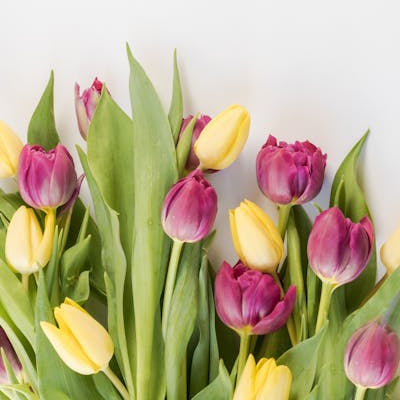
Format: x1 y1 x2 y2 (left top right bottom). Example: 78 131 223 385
27 71 60 150
127 45 178 400
0 191 24 222
168 49 183 143
208 269 220 383
176 114 197 176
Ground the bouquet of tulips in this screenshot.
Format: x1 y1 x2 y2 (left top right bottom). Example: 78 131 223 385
0 46 399 400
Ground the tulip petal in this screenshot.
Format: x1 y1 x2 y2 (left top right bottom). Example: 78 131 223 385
254 358 276 396
233 354 256 400
256 364 291 400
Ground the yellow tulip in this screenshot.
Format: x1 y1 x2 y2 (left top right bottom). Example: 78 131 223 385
0 121 23 178
5 206 55 275
233 354 291 400
230 200 283 273
380 225 400 275
40 298 114 375
194 104 250 170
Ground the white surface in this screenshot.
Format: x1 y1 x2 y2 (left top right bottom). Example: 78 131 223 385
1 0 400 275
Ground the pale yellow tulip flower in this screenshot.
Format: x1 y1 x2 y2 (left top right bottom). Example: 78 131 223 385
380 225 400 275
0 121 23 178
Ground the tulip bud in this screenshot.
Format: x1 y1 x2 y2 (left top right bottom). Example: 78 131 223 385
161 169 217 243
18 144 78 211
230 200 283 273
307 207 373 286
233 354 291 400
193 104 250 170
0 327 22 384
40 297 114 375
380 225 400 275
344 321 400 389
178 114 211 171
256 135 327 205
74 78 103 139
5 206 55 274
215 261 296 335
0 120 23 178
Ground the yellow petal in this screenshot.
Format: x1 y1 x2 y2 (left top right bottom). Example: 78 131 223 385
0 121 23 178
229 208 247 265
40 322 98 375
64 297 89 315
33 209 55 270
233 354 256 400
256 364 292 400
380 225 400 274
255 358 276 395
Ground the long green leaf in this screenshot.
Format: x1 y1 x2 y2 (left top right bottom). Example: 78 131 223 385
168 49 183 143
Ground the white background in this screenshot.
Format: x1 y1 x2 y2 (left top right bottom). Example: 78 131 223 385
1 0 399 275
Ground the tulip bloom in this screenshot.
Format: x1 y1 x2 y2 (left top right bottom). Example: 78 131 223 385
178 114 211 171
0 120 23 178
5 206 55 275
256 135 326 205
74 78 103 139
194 104 250 170
344 321 400 390
233 354 291 400
0 327 22 384
215 261 296 335
161 169 217 243
18 144 78 210
230 200 283 273
380 225 400 275
307 207 373 286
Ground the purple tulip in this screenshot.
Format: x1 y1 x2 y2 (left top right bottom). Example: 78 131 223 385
0 327 22 384
344 321 400 388
256 135 327 205
307 207 374 286
178 115 211 171
214 261 296 335
74 78 104 140
161 169 217 242
18 144 78 210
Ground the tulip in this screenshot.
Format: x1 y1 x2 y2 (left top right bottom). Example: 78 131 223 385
74 78 103 139
178 114 211 171
18 144 78 210
0 327 22 384
380 225 400 275
0 120 23 178
193 104 250 170
5 206 55 276
344 321 400 395
161 169 217 243
256 135 327 205
233 354 291 400
230 200 283 273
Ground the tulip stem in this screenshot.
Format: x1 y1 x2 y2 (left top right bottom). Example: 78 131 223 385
278 204 292 239
354 385 367 400
103 366 130 400
21 274 29 291
315 282 335 333
162 240 184 339
237 332 251 381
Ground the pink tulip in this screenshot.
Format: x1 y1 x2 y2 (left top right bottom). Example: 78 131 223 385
0 327 22 384
256 135 326 205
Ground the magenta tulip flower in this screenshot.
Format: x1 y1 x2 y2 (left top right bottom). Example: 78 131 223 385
0 327 22 384
178 114 211 171
214 261 296 335
18 144 78 210
256 135 327 205
344 321 400 389
307 207 373 286
74 77 104 139
161 169 217 242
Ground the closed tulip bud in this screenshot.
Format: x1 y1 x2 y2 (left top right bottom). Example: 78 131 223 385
161 169 217 243
40 298 114 375
5 206 55 274
307 207 373 286
344 321 400 389
380 225 400 275
230 200 283 273
194 104 250 170
18 144 78 211
215 261 296 335
256 135 327 205
74 78 103 139
0 120 23 178
0 327 22 384
233 354 292 400
178 114 211 171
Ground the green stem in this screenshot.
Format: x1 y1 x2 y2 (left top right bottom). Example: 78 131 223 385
237 332 251 380
278 204 292 239
354 386 367 400
102 366 130 400
21 274 29 291
162 240 184 339
315 282 335 333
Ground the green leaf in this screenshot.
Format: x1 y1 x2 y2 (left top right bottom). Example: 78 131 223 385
27 71 60 150
168 49 183 143
127 44 178 400
44 226 61 307
0 191 24 222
